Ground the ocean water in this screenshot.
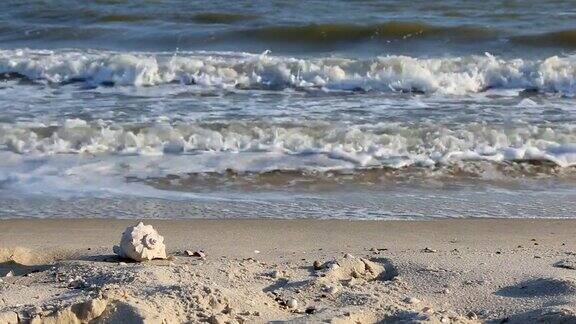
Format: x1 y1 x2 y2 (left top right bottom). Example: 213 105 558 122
1 0 576 219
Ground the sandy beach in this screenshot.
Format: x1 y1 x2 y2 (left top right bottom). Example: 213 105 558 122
3 0 576 323
1 219 576 323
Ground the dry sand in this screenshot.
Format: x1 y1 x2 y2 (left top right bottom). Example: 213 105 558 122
1 219 576 323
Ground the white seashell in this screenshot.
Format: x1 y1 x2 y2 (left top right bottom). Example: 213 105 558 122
113 222 167 262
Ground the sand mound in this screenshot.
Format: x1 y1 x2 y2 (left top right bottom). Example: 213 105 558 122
29 298 107 323
316 254 385 283
0 248 45 265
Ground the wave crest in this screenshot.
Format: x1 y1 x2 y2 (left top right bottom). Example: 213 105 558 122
1 50 576 95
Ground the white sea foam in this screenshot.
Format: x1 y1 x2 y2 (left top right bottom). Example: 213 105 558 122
1 49 576 95
2 119 576 169
1 118 576 206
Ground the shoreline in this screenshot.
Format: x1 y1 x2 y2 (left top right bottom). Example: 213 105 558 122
2 218 576 323
1 218 574 255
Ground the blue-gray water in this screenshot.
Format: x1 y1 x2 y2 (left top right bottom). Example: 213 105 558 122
2 0 576 57
1 0 576 219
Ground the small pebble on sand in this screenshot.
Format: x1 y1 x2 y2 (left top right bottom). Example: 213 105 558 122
404 297 421 304
286 298 298 308
185 250 206 258
305 307 316 314
271 270 284 279
422 307 434 313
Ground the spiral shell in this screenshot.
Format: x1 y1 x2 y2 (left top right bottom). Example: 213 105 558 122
113 222 167 261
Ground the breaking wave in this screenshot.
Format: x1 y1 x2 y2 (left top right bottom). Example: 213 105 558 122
2 119 576 170
1 49 576 95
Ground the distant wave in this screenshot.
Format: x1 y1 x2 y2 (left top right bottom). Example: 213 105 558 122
1 49 576 95
3 18 576 53
189 12 259 24
96 14 152 23
512 28 576 48
234 22 496 43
